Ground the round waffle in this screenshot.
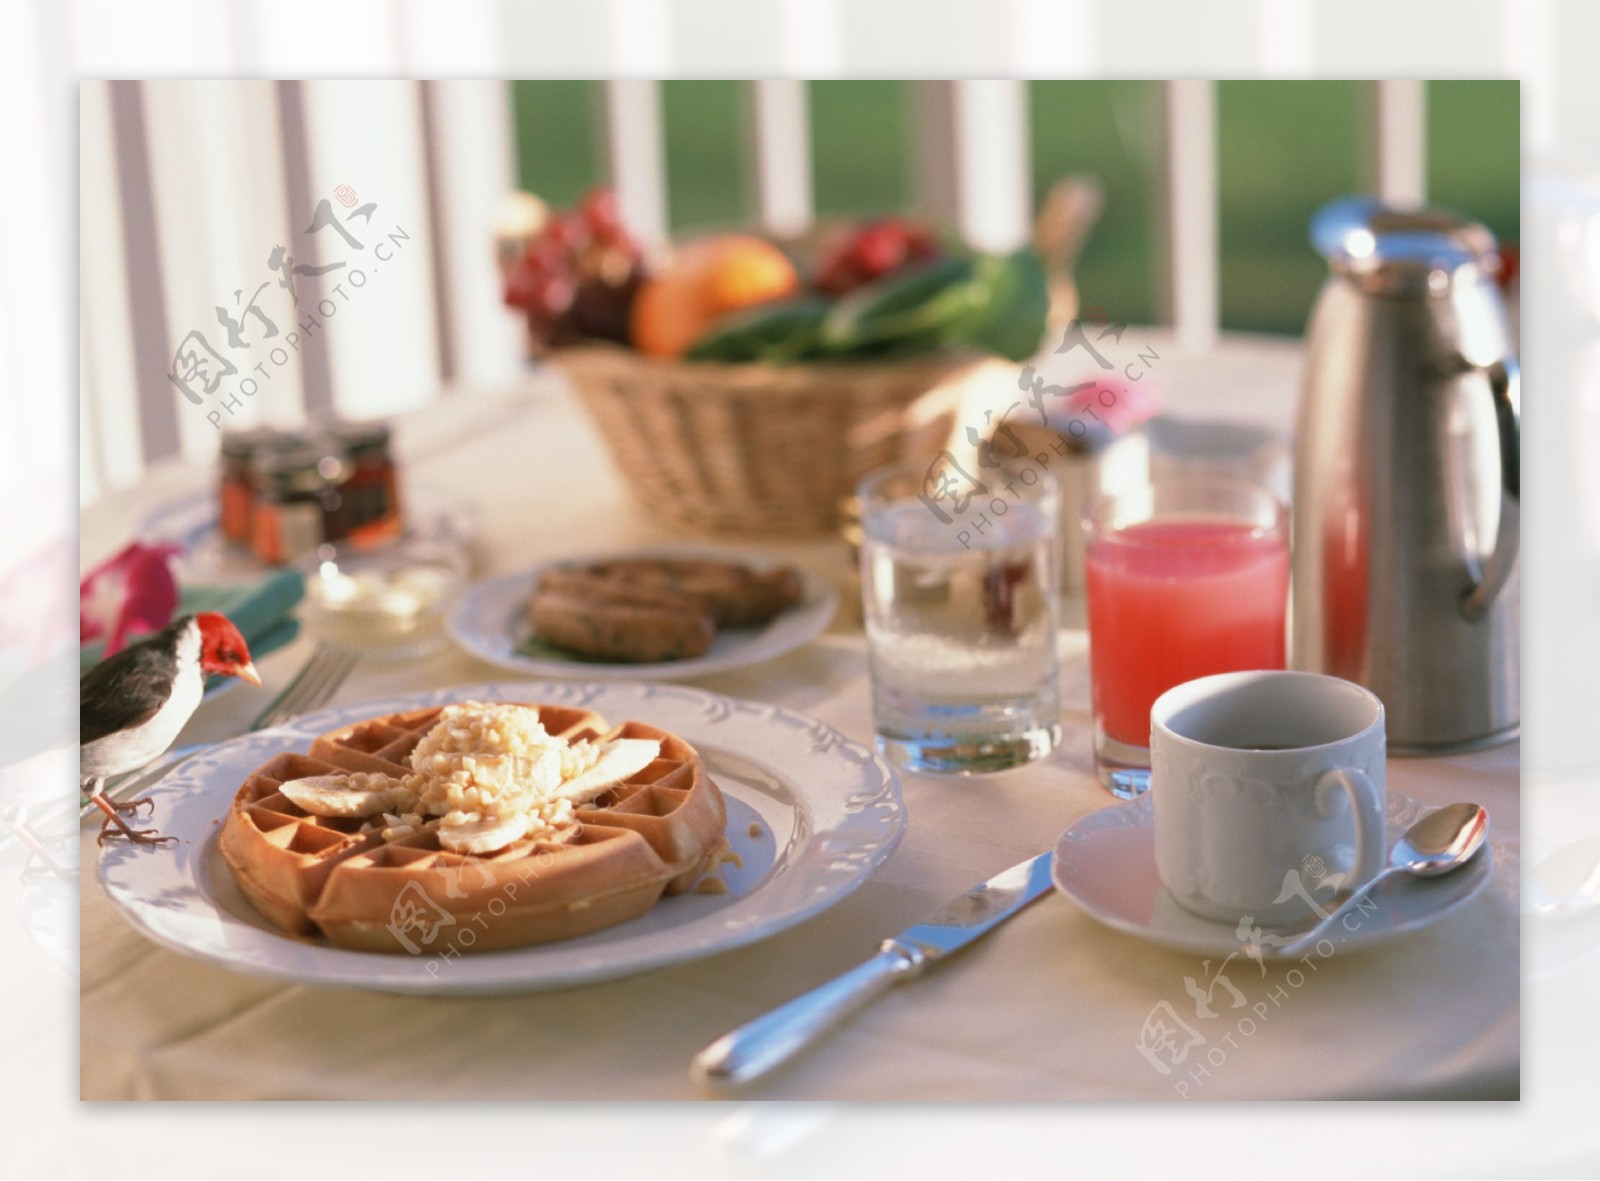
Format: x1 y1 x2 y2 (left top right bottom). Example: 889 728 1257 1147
218 702 727 954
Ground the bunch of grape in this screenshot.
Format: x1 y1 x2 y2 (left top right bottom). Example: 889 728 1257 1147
503 188 646 349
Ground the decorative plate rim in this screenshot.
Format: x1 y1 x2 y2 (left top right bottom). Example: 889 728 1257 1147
97 680 904 995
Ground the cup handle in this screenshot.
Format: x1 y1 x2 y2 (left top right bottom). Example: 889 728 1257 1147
1313 767 1385 886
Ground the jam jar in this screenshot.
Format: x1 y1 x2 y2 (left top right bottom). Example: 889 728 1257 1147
250 441 350 565
219 428 304 544
330 421 403 547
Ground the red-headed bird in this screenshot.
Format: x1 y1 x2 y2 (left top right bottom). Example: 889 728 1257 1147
80 612 260 844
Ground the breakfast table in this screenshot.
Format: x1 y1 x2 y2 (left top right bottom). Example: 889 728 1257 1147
76 331 1520 1101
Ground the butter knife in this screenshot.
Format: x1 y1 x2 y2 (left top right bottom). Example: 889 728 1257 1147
691 851 1056 1086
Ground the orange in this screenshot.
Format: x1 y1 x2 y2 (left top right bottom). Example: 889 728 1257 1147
631 235 798 358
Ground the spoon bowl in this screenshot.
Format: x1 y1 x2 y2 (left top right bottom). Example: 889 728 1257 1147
1389 801 1490 877
1274 802 1489 957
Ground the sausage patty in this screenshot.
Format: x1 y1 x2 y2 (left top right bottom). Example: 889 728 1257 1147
527 586 715 663
578 559 803 627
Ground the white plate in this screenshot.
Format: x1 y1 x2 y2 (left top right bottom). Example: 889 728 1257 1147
96 680 903 995
447 552 838 681
1052 790 1494 960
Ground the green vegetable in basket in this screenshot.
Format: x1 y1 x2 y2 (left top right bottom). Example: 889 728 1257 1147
682 247 1049 365
951 249 1050 362
819 256 977 355
821 248 1048 362
685 297 832 363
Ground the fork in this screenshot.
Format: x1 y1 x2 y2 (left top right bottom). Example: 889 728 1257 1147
83 642 360 819
247 643 360 732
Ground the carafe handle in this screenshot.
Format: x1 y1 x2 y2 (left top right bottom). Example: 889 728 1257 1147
1461 356 1520 621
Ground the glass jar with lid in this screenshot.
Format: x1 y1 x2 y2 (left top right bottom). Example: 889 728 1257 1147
250 441 351 565
329 421 403 547
218 427 305 544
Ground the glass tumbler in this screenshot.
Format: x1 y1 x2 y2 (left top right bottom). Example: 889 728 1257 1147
859 460 1063 773
1084 472 1289 797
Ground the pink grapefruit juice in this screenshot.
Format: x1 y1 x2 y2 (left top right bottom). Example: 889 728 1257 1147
1086 518 1288 747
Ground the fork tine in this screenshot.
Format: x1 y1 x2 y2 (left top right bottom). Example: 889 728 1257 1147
249 644 358 731
248 648 324 731
274 647 341 712
291 649 359 720
262 647 356 729
297 647 359 714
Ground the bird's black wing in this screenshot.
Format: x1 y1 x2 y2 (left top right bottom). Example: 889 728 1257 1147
79 628 182 744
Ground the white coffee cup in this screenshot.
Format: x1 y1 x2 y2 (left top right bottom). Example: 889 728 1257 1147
1151 670 1386 926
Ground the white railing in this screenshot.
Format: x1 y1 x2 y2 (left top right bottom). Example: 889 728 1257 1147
76 0 1538 504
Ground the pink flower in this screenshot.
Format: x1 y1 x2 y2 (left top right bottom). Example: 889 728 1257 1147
80 542 184 657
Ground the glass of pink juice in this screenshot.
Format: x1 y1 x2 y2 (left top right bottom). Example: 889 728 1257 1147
1084 474 1288 797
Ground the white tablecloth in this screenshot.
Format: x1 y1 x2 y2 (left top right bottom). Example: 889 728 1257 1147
77 340 1520 1100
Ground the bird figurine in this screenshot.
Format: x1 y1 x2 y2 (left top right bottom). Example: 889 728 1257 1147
80 611 261 845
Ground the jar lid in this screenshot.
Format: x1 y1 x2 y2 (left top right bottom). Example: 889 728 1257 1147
1312 195 1501 296
254 440 349 492
328 420 392 454
220 427 305 460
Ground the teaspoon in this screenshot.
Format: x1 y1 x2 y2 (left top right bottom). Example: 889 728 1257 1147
1273 802 1488 958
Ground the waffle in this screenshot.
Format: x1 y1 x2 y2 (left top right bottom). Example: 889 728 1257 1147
218 702 727 954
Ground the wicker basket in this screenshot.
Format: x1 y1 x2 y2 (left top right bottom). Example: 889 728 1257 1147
557 344 996 534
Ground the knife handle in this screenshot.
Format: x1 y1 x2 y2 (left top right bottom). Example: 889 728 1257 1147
691 943 924 1085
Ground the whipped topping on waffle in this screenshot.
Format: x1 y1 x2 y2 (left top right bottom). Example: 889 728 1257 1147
277 701 660 854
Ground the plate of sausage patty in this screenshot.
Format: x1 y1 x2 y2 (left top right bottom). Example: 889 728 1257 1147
447 551 839 680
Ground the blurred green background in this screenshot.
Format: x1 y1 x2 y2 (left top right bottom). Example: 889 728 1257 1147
512 80 1518 336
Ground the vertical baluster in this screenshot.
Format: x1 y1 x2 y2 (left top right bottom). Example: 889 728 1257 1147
1155 80 1219 352
250 3 432 420
105 81 183 469
915 80 1032 253
746 80 814 239
143 80 309 455
296 80 444 419
1366 80 1427 206
275 81 337 423
602 81 670 251
420 80 523 390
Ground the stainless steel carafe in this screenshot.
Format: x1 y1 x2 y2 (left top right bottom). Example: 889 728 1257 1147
1292 196 1520 753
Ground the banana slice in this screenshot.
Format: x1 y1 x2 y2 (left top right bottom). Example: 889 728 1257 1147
556 738 661 805
279 774 401 818
437 811 532 855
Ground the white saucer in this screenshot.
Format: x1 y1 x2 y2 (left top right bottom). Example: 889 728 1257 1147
1052 790 1493 959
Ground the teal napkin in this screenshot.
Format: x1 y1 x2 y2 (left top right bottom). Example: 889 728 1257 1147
81 569 305 676
176 570 305 649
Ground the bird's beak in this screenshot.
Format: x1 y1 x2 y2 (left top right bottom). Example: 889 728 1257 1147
235 661 262 687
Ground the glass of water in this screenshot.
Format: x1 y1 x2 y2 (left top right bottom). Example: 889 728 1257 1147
858 460 1063 773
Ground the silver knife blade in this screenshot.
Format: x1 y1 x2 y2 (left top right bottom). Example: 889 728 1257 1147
883 850 1058 961
692 851 1056 1086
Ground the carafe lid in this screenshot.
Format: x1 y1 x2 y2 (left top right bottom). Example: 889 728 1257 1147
1312 195 1501 295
